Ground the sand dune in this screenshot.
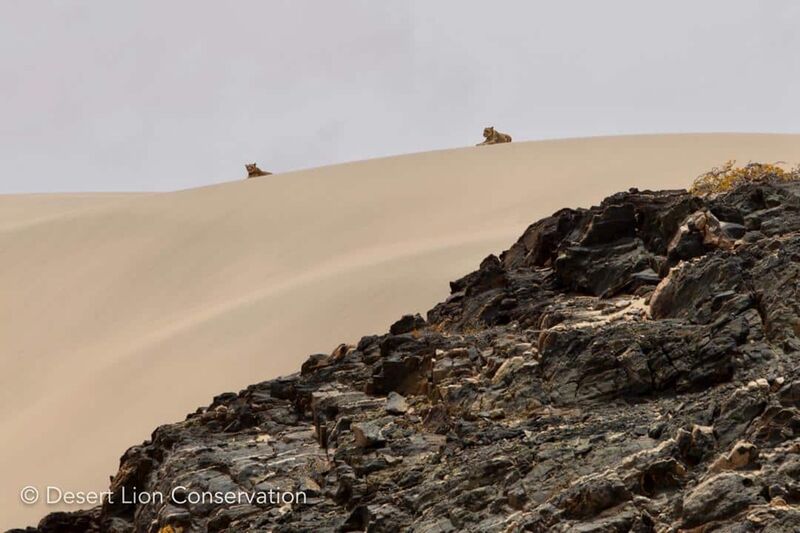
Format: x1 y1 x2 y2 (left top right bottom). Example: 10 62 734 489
3 133 800 528
0 193 147 231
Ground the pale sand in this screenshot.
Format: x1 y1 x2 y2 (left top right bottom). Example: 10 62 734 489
3 133 800 528
0 192 149 231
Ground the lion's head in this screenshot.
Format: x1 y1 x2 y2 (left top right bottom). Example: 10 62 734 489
483 126 495 138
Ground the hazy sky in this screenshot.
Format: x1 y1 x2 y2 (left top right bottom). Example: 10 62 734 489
2 1 800 193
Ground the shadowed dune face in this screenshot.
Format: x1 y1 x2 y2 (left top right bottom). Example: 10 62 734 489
2 134 800 528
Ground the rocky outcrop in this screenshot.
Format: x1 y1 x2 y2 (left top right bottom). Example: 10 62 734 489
16 181 800 532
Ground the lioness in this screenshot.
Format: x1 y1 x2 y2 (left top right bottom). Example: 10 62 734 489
476 126 512 146
245 163 271 178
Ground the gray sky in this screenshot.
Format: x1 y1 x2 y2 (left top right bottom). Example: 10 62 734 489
2 0 799 193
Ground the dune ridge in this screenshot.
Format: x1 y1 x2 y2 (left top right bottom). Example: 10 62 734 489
4 133 800 529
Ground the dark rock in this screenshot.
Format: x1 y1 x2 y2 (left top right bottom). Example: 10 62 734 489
720 221 747 239
352 420 387 448
648 422 667 439
385 391 408 414
300 353 330 375
681 473 763 528
36 511 101 533
503 208 590 268
716 381 770 447
631 267 661 285
676 424 717 464
555 238 656 297
580 203 637 246
390 313 427 335
553 471 632 519
667 210 735 265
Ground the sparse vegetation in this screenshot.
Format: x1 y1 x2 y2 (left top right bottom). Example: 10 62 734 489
690 160 800 195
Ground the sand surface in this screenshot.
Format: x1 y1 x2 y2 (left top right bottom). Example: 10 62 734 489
3 133 800 528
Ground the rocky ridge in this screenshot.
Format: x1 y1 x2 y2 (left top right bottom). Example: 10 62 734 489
16 181 800 532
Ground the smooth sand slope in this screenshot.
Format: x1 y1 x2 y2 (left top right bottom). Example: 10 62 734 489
3 133 800 528
0 193 149 231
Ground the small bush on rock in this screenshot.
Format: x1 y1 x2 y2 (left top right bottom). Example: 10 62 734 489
690 160 800 195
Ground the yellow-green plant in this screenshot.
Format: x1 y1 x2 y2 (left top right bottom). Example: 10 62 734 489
690 160 800 195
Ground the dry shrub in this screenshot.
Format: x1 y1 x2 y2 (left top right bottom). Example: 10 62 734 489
690 160 800 195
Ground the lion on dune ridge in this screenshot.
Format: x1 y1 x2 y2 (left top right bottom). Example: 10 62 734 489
245 163 271 179
476 126 512 146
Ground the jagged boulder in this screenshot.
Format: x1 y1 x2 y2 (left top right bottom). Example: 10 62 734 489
681 472 764 528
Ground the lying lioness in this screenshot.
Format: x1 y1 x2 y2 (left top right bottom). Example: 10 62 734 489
476 126 512 146
245 163 271 178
